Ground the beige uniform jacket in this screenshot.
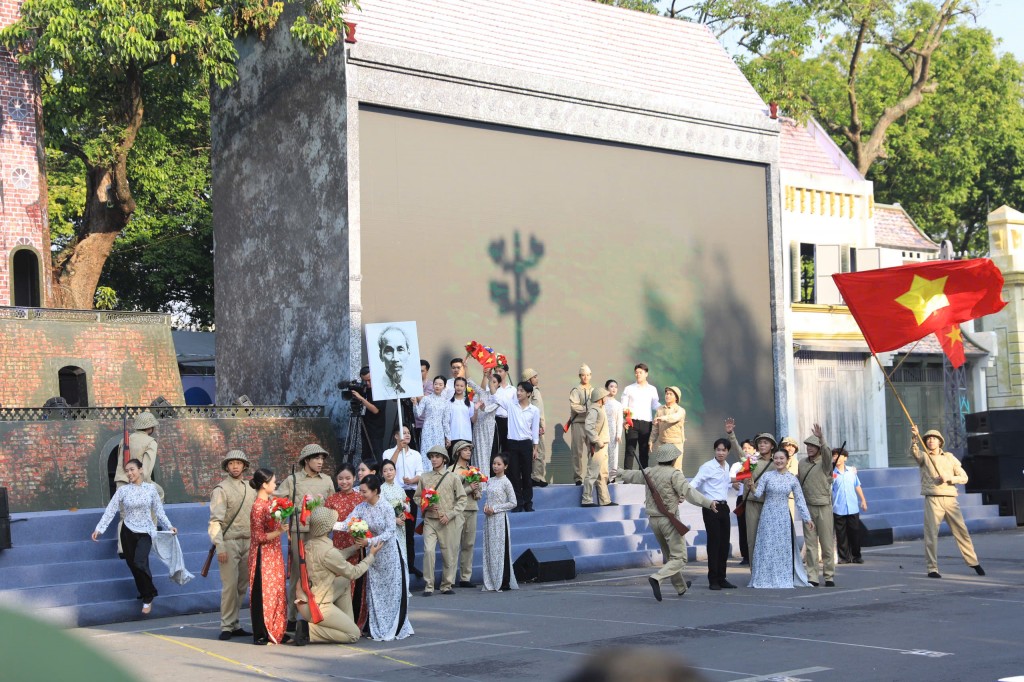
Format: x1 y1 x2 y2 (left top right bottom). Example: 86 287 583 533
277 471 335 534
910 446 968 497
451 462 482 511
728 431 771 503
530 387 546 430
415 469 468 519
797 438 834 506
618 466 713 517
208 477 255 551
569 385 592 425
114 432 158 485
303 537 375 606
584 404 609 451
650 405 685 448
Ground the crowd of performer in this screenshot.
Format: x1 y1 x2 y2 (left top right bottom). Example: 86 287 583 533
89 356 989 643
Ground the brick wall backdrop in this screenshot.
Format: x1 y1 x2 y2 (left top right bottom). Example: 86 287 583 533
0 416 342 512
0 313 186 407
0 0 49 306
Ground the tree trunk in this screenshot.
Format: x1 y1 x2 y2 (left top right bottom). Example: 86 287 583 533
52 162 135 309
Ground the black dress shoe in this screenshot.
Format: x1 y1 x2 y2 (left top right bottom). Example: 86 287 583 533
648 577 662 602
219 631 233 641
852 557 864 564
837 559 850 565
971 565 986 576
458 581 476 588
422 590 434 596
809 581 819 587
927 571 942 578
603 502 619 506
230 628 251 638
575 481 583 486
824 580 835 587
524 504 534 512
293 621 308 647
532 479 549 488
738 558 749 566
286 620 297 633
440 588 455 595
709 583 722 591
253 638 269 646
581 503 598 507
719 580 737 589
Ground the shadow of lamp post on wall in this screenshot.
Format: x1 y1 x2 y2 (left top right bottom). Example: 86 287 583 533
489 231 544 379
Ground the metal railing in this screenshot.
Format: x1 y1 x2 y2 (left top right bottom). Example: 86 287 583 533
0 405 325 422
0 306 172 325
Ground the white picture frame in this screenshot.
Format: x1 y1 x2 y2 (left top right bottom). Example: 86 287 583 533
365 321 424 401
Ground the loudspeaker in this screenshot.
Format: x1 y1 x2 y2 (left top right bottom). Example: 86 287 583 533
968 432 1024 457
0 488 10 550
513 545 575 583
968 456 1024 490
857 516 893 547
981 490 1024 526
966 409 1024 435
0 487 8 517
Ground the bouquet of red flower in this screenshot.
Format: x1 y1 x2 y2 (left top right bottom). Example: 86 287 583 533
465 341 498 369
269 497 295 522
345 518 373 540
735 458 753 482
415 488 440 535
298 494 325 525
495 352 508 369
460 466 489 484
466 386 475 402
392 497 414 520
623 408 634 431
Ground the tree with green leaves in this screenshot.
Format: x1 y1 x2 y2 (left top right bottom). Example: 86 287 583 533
1 0 352 311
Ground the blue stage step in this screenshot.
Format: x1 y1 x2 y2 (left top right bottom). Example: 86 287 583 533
0 467 1013 627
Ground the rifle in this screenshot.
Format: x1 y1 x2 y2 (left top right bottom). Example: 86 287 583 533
641 468 691 535
201 484 249 578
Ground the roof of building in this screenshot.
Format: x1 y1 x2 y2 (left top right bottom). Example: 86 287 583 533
894 333 987 357
171 330 215 368
777 117 863 181
874 204 939 252
351 0 766 114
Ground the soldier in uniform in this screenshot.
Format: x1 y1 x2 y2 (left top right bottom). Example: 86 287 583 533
208 449 255 640
614 444 719 601
568 365 594 485
581 387 613 507
523 369 550 488
450 440 482 588
415 445 468 595
277 443 335 630
910 425 985 579
295 507 380 644
725 419 776 575
798 424 836 587
113 410 164 555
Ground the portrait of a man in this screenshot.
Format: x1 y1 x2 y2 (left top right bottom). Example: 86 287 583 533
365 321 424 401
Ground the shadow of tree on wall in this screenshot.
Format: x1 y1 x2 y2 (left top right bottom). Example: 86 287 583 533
629 280 706 427
489 231 545 380
33 464 83 510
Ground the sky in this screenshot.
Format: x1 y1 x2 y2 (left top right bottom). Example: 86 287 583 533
973 0 1022 58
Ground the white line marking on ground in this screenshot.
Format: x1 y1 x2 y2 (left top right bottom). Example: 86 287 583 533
555 590 801 609
727 666 831 681
688 626 954 657
383 630 530 652
790 584 904 598
968 596 1024 605
87 618 223 638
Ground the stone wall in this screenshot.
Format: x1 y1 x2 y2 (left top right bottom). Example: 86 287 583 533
0 309 186 408
0 407 341 512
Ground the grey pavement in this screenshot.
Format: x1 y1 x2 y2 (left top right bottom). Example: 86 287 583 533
67 529 1024 682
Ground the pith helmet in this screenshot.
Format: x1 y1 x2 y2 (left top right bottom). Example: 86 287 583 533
298 443 329 465
451 440 472 459
134 411 158 431
309 506 339 538
665 386 682 402
802 436 823 449
521 368 538 382
652 443 683 464
590 387 609 403
781 436 800 450
754 433 777 449
221 449 251 471
427 445 451 465
922 429 945 447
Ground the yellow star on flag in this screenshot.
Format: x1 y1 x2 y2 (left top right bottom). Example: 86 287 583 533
946 325 962 344
896 275 950 325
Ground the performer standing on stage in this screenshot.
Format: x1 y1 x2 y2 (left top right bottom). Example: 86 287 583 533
798 424 837 587
568 365 594 485
208 450 254 640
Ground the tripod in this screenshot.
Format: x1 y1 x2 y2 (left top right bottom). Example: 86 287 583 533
340 402 375 466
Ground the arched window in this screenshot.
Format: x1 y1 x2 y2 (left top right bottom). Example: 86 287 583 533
58 365 89 407
11 248 41 307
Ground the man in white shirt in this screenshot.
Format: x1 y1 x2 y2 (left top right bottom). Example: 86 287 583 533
490 362 516 458
414 360 432 449
492 378 540 512
443 357 483 398
620 363 660 470
690 438 736 590
385 425 424 578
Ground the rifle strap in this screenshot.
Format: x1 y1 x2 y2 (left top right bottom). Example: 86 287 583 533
641 468 690 536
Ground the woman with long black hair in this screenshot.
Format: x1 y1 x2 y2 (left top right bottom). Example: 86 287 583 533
248 468 289 644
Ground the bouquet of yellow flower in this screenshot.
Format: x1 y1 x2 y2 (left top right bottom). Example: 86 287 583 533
460 466 488 484
347 518 372 540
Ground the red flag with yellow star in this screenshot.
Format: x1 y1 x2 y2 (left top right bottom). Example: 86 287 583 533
936 324 966 368
832 258 1005 353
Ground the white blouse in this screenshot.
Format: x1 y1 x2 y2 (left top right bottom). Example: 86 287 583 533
95 483 173 535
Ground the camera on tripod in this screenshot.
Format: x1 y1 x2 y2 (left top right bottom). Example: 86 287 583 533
338 378 370 403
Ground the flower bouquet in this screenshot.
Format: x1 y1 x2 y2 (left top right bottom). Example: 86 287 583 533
346 517 373 540
392 497 413 520
415 488 440 535
623 408 634 431
269 497 295 523
460 466 488 484
299 493 325 525
466 385 476 402
465 341 497 369
735 458 753 481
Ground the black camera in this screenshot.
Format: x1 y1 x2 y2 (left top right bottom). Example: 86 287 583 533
338 379 369 402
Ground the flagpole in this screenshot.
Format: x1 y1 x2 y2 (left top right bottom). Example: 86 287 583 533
870 352 940 480
885 338 922 381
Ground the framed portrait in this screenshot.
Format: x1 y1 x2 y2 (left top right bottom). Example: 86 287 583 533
365 321 424 401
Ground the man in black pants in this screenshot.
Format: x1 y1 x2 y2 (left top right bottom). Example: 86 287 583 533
620 363 660 470
490 377 541 512
690 438 737 589
491 361 514 457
